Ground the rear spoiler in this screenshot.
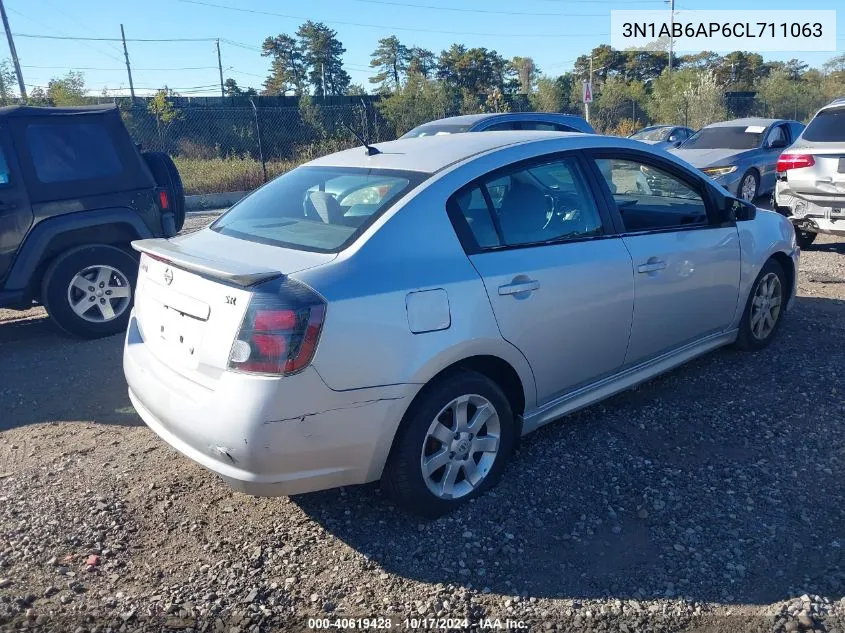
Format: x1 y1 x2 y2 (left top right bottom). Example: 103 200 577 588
131 238 282 287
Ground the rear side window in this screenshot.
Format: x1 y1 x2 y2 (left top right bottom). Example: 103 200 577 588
27 123 122 183
452 157 603 249
803 108 845 142
211 166 429 253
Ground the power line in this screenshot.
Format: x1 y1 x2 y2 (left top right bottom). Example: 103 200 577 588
178 0 609 38
40 0 125 57
12 32 219 42
22 64 220 71
347 0 607 17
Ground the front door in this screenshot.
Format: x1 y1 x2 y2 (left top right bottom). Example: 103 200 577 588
449 154 634 404
0 125 33 282
590 153 741 366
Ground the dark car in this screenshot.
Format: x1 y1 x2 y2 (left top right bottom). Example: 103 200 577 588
629 125 695 150
400 113 595 138
0 104 185 338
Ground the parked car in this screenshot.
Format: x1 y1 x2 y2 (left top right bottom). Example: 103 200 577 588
670 118 805 202
124 131 798 517
773 97 845 248
0 105 185 338
400 112 595 138
629 124 695 149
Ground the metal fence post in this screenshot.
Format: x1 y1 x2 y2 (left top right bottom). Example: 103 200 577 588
250 98 268 184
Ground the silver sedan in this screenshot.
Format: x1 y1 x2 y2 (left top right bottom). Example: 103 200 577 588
124 131 799 516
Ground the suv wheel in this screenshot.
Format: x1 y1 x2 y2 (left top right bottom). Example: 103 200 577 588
383 370 515 517
41 245 138 339
796 229 817 248
735 258 787 351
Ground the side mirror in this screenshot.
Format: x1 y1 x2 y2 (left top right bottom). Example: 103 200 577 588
769 138 788 149
672 140 682 148
668 135 677 143
722 196 757 222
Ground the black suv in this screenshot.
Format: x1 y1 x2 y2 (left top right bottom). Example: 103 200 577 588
0 104 185 338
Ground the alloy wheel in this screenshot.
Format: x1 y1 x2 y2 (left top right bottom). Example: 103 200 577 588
750 272 782 340
740 174 757 202
66 265 132 323
420 394 501 500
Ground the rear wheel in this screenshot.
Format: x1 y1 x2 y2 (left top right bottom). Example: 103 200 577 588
41 245 138 339
383 370 515 517
796 229 817 248
142 151 186 232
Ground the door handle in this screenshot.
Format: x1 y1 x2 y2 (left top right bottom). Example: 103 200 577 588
637 260 666 274
498 279 540 295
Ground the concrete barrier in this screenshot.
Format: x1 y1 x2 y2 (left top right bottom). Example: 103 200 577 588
185 190 249 213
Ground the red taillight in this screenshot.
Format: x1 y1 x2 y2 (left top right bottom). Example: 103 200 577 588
777 153 815 173
228 280 326 376
158 189 170 209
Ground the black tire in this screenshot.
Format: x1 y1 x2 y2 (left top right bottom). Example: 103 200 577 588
382 370 516 517
734 258 787 351
142 151 186 232
41 244 138 339
738 170 759 202
796 229 817 249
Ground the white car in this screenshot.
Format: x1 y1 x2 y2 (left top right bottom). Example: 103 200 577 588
124 131 798 516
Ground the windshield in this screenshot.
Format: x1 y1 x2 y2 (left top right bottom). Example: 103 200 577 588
400 123 473 138
803 107 845 142
631 127 671 141
211 166 429 253
682 125 765 150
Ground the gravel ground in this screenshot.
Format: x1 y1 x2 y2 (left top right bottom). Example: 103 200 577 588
1 213 844 633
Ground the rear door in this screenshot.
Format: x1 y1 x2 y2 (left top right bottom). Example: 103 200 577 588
587 150 741 366
448 152 634 404
0 124 33 282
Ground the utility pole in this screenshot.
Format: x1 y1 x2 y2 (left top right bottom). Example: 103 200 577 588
216 39 225 97
585 56 592 124
0 0 26 100
667 0 674 76
120 24 136 103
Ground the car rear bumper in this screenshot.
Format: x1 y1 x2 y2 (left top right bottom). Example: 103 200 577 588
123 312 413 496
775 181 845 236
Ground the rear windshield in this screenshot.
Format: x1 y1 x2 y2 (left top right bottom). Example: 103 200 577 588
210 166 430 253
803 107 845 142
401 123 473 138
682 126 763 150
631 127 670 141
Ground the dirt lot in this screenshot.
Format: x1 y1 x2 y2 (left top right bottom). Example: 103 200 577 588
1 213 844 633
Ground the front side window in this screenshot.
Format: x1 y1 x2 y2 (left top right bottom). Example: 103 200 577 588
631 127 670 142
211 166 429 252
595 157 708 232
27 123 122 183
765 125 787 147
453 157 603 249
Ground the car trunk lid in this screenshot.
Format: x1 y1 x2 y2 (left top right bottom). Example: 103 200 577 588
130 231 336 389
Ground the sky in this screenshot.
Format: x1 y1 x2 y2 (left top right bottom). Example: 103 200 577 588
2 0 843 97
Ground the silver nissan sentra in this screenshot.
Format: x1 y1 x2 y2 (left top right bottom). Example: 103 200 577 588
123 131 799 516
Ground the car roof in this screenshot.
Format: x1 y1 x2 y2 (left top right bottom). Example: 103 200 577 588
820 96 845 110
0 104 119 118
306 131 647 173
704 117 789 129
416 112 588 127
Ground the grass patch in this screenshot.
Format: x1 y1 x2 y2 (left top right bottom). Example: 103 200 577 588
173 156 301 196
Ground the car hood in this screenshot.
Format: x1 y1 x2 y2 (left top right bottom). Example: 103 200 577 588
669 147 752 168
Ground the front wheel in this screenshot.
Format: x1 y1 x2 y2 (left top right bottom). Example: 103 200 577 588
382 370 516 517
41 245 138 339
795 229 817 249
738 170 759 202
735 258 787 351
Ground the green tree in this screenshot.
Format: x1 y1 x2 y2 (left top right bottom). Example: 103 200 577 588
530 74 572 112
714 52 768 90
0 59 18 105
46 71 86 106
369 35 408 91
509 56 538 94
407 47 436 78
345 83 368 96
648 68 725 129
378 72 451 136
437 45 507 93
296 21 350 96
261 33 307 95
482 87 510 113
147 86 180 146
